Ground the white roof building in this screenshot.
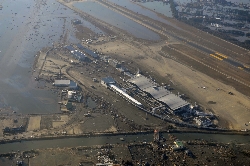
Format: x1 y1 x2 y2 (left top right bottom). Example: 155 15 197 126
128 74 189 111
109 84 142 106
54 80 77 89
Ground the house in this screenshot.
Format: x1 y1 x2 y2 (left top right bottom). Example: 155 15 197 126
101 77 116 88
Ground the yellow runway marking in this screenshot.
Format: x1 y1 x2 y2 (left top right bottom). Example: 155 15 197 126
210 54 223 60
244 65 249 68
215 52 228 59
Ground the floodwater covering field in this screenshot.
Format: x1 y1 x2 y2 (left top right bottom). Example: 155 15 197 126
108 0 173 18
0 0 102 114
73 0 160 41
136 1 173 18
107 0 176 27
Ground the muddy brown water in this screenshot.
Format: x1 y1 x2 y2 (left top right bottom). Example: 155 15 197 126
0 0 103 114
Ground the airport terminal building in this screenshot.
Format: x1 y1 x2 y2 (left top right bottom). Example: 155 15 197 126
128 74 189 112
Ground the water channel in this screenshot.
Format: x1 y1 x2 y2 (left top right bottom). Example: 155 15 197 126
0 132 249 154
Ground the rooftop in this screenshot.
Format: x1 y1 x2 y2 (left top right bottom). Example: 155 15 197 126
54 80 70 85
64 45 75 52
101 77 116 84
76 43 99 58
128 74 189 110
110 84 142 106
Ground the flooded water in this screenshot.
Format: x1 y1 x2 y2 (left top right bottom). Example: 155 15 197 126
108 0 173 18
73 1 160 41
0 0 103 114
226 0 250 4
174 0 193 4
136 1 173 18
107 0 177 27
0 132 249 154
87 97 97 109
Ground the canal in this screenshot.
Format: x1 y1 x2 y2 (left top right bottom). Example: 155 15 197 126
0 132 249 154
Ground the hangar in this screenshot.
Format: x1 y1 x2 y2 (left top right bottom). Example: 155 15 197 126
53 80 78 89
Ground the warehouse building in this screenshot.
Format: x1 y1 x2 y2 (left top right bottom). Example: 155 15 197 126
64 45 88 61
76 43 99 59
53 80 77 89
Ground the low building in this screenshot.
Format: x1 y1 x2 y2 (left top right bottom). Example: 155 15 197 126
117 66 128 73
67 91 76 99
77 43 99 59
54 80 77 89
64 45 75 52
3 126 25 134
72 50 87 61
101 77 116 88
102 56 110 62
64 45 88 62
108 59 121 68
76 94 82 103
194 117 212 127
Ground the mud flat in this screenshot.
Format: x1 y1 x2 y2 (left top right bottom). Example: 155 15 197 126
27 116 42 131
